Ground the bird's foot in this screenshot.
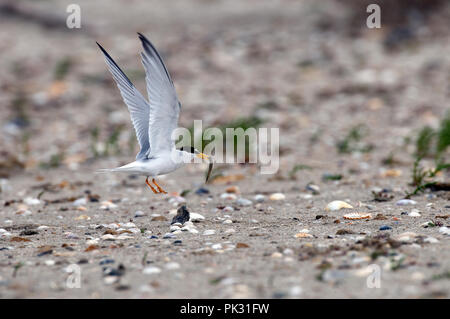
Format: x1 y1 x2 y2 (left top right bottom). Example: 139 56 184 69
145 177 158 194
152 178 167 194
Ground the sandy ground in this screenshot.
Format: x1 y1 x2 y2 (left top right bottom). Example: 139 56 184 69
0 0 449 298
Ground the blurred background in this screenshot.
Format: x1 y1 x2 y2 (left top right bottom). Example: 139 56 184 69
0 0 449 183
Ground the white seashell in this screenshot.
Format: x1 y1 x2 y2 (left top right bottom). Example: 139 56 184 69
101 234 116 241
236 198 252 206
396 199 417 206
203 229 216 236
343 212 371 220
325 200 353 211
295 232 313 238
269 193 285 201
117 235 134 240
395 232 418 243
254 194 266 203
121 222 136 228
44 260 55 266
222 206 234 213
86 239 99 245
72 197 87 207
408 209 421 217
165 262 180 270
24 197 41 205
424 237 439 244
189 213 205 222
100 201 117 210
439 227 450 235
143 266 161 275
220 193 237 200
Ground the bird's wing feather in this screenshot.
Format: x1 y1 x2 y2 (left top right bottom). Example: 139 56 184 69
96 42 150 160
138 33 180 156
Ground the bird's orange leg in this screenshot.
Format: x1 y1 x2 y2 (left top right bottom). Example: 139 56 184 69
152 178 167 194
145 177 158 194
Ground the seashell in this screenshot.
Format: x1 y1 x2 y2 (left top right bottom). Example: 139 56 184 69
394 232 418 242
143 266 161 275
295 232 313 238
408 209 421 217
100 200 118 210
396 199 417 206
189 213 205 222
24 197 41 205
380 169 402 178
343 212 371 220
101 234 116 241
75 214 90 220
220 193 237 200
269 193 286 201
325 200 353 211
72 197 87 207
225 186 240 194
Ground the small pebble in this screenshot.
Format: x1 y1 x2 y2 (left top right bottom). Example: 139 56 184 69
134 211 145 217
165 262 180 270
236 198 252 206
225 186 240 194
408 209 421 217
396 199 417 206
379 225 392 231
195 187 210 195
72 198 87 207
203 230 216 236
220 193 237 201
222 206 234 213
439 227 450 235
143 266 161 275
269 193 285 201
254 194 266 203
24 197 41 205
424 237 439 244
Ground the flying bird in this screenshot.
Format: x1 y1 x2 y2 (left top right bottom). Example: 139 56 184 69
96 33 212 194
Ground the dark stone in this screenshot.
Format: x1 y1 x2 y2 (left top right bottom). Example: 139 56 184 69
99 259 115 265
20 230 38 236
379 225 392 231
195 187 210 195
171 205 190 225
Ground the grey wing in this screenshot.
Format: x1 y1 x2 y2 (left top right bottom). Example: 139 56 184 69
138 33 180 156
96 42 151 160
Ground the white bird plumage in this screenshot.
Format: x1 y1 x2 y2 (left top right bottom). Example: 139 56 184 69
96 33 210 194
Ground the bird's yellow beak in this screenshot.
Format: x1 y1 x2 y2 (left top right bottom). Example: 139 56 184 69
196 153 209 160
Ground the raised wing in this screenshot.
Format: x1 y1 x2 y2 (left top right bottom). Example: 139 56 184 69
96 42 150 160
138 33 180 156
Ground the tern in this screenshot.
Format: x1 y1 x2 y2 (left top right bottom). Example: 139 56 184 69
96 33 213 194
